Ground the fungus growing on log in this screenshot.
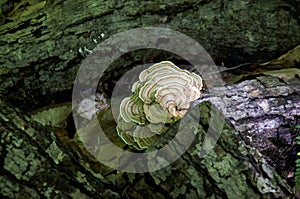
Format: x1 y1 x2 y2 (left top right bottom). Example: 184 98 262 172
116 61 203 150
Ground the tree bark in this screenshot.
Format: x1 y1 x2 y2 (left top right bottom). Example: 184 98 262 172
0 96 294 198
1 0 299 198
196 69 300 184
200 69 300 151
0 97 120 199
1 0 300 111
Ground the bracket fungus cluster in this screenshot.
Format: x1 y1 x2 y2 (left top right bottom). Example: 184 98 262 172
116 61 203 150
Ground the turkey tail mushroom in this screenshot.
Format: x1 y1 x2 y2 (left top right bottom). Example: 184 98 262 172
116 61 203 150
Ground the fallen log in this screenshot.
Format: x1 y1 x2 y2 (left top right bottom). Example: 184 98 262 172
0 95 294 198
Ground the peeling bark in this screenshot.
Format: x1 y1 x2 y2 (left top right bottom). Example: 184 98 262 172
198 70 300 180
200 73 300 147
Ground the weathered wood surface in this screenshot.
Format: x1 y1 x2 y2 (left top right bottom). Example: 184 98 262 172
198 69 300 183
200 71 300 149
0 96 294 198
1 0 300 111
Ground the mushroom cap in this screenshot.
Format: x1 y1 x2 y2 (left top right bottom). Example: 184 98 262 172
138 74 194 104
116 61 203 150
117 123 160 150
117 126 136 146
143 103 173 124
147 123 167 135
138 61 202 90
138 61 181 82
137 61 202 116
119 97 146 125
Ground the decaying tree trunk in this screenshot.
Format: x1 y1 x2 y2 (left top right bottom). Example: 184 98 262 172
1 0 299 198
197 69 300 185
0 95 294 198
1 0 300 111
200 70 300 153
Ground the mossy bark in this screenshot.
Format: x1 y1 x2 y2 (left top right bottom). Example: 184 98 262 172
0 0 299 198
0 97 119 199
0 97 293 198
1 0 300 111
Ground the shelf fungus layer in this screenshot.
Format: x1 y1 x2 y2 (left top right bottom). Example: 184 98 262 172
116 61 203 150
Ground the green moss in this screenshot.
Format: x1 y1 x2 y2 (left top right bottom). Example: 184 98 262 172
4 148 31 180
45 141 66 165
203 148 258 198
76 172 95 192
170 184 186 198
0 176 20 198
187 166 205 198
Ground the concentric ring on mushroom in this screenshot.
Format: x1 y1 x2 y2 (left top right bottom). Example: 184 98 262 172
115 61 204 150
72 27 226 173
